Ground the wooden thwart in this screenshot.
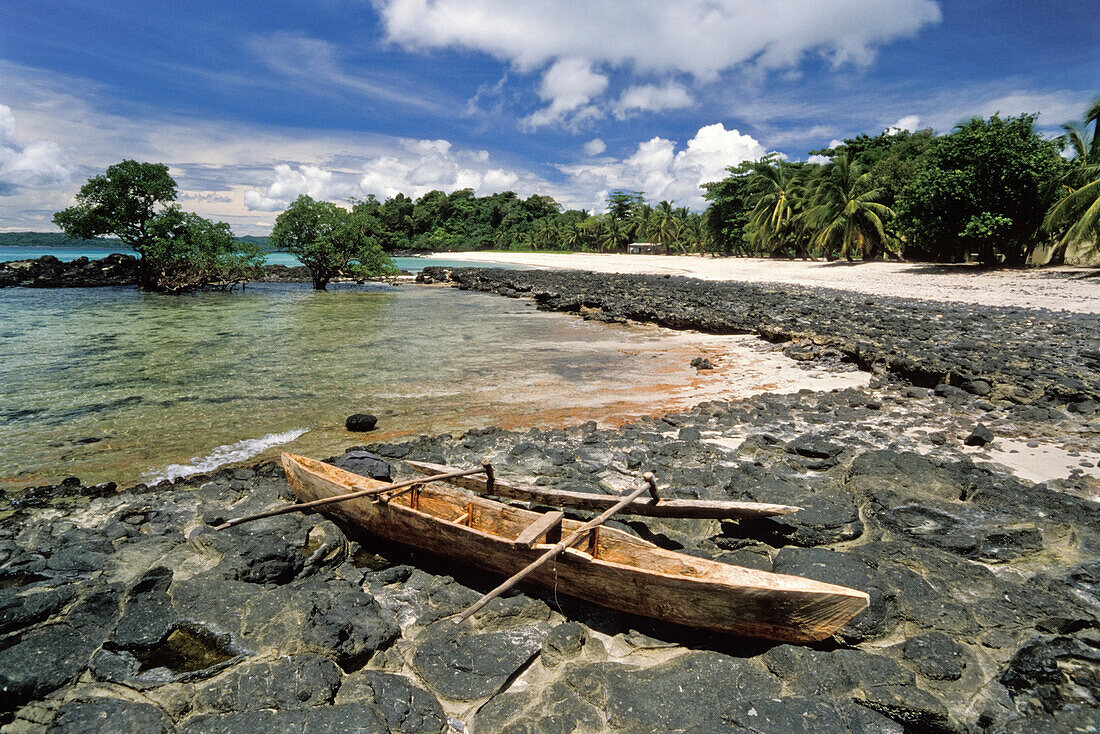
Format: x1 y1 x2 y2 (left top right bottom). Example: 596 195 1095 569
405 460 800 519
514 510 565 548
452 472 658 624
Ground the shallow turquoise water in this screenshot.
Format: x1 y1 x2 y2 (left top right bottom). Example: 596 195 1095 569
0 245 494 271
0 281 749 490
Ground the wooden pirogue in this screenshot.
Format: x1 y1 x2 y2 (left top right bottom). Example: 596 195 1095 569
282 453 869 642
405 459 801 519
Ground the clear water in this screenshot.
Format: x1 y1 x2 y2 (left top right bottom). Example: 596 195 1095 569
0 245 494 271
0 282 867 491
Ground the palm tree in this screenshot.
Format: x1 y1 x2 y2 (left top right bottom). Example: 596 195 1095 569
1046 97 1100 260
1059 97 1100 164
746 158 806 257
598 217 630 252
801 155 894 261
561 222 586 251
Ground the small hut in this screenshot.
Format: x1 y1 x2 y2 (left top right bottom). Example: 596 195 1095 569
626 242 668 255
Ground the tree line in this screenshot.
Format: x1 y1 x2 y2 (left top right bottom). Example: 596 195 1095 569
51 99 1098 292
702 102 1099 265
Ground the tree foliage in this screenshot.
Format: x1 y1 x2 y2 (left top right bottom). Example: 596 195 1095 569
270 195 396 289
894 114 1063 264
702 111 1088 265
52 160 177 289
1045 97 1100 260
53 160 260 291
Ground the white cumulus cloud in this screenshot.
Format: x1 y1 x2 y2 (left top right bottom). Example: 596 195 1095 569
0 104 73 192
524 58 609 129
243 164 341 211
377 0 942 78
561 122 768 210
583 138 607 156
888 114 922 132
613 82 693 119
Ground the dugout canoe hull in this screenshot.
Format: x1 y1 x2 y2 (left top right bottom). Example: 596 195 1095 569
282 453 868 642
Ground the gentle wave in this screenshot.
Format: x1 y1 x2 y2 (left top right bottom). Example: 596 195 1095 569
145 428 309 483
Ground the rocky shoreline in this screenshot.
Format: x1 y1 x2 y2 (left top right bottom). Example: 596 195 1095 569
0 255 402 288
3 268 1099 732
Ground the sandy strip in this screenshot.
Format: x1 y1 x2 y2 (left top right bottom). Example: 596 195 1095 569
424 252 1099 313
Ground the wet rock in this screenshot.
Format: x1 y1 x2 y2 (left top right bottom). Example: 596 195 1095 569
964 423 995 446
0 254 139 289
411 623 546 700
46 697 173 733
740 490 863 547
0 583 76 634
207 519 308 585
540 621 605 668
572 652 782 732
334 670 447 733
331 449 392 482
345 413 378 432
113 566 175 650
169 578 399 669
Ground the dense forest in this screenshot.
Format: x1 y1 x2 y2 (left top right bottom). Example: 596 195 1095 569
700 109 1099 265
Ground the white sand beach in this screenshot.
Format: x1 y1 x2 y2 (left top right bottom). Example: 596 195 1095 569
426 252 1100 314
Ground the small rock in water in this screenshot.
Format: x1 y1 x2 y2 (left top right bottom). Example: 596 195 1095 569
964 423 995 447
345 413 378 432
690 357 714 370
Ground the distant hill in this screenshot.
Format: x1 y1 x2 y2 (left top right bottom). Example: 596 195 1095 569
0 232 121 248
0 232 275 249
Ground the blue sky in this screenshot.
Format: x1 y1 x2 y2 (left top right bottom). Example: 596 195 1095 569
1 0 1096 234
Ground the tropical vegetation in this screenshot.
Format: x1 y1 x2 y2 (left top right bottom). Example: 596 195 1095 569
704 108 1098 265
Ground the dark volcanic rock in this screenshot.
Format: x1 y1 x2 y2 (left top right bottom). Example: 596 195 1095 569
191 655 343 713
47 697 174 733
964 423 995 446
899 631 970 681
0 254 139 288
411 623 546 701
1000 633 1100 715
334 670 447 733
181 703 389 733
0 584 122 711
329 449 392 482
345 413 379 432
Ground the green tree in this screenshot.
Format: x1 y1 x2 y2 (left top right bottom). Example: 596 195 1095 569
745 157 809 257
606 190 646 221
598 217 630 252
146 209 265 292
1045 97 1100 260
802 155 895 261
52 159 178 290
895 114 1063 264
701 161 756 255
270 195 395 289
